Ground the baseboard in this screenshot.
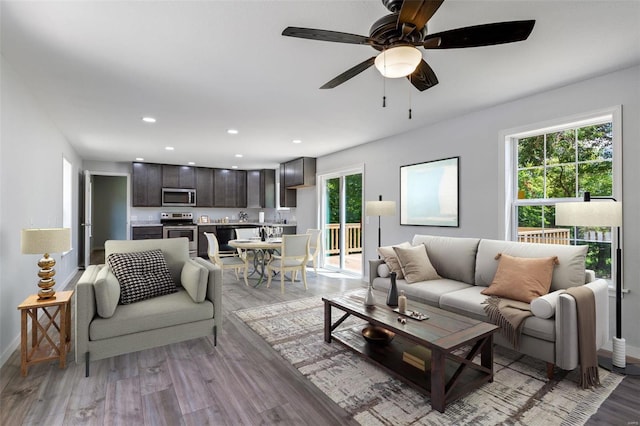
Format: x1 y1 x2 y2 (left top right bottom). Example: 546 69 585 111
600 340 640 360
0 268 79 369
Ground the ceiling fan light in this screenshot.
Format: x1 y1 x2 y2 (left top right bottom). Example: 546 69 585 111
374 46 422 78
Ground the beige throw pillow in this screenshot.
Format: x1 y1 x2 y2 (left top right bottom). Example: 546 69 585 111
181 259 208 303
393 244 440 284
481 253 559 303
377 242 411 279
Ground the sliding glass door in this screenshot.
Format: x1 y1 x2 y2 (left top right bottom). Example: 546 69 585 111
320 167 363 275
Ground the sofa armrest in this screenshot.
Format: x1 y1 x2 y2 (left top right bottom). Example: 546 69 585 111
193 257 223 331
369 259 384 285
555 279 609 370
74 264 104 363
585 269 596 283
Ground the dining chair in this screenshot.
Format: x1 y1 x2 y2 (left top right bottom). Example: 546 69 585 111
305 228 322 274
204 232 248 286
266 234 310 294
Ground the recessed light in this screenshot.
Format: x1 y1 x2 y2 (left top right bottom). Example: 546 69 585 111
227 129 239 135
135 157 144 161
235 154 243 158
231 165 238 169
142 117 156 123
188 162 195 165
292 139 302 144
165 146 174 151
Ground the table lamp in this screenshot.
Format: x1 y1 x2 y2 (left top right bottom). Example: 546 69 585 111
21 228 71 300
365 195 396 248
555 192 639 375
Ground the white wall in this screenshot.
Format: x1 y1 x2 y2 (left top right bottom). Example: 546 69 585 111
0 56 82 365
303 66 640 350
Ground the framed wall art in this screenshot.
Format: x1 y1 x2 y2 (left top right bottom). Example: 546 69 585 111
400 156 459 227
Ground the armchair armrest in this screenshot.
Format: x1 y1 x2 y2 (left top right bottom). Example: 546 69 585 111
555 279 609 370
74 264 103 363
193 258 223 332
369 259 384 286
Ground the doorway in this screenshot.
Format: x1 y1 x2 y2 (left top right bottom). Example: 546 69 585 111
84 172 130 266
320 167 363 275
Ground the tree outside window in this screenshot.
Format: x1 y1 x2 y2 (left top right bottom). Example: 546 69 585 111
515 121 614 278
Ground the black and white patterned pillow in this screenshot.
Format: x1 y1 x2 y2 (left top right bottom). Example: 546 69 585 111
107 249 177 304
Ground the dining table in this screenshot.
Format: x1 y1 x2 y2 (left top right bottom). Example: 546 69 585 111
228 238 282 287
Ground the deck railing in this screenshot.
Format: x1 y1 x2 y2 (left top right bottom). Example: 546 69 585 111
325 223 362 255
517 227 570 245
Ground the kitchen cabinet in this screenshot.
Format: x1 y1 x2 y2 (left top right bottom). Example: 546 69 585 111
197 225 217 258
132 226 163 240
214 169 247 208
279 164 297 207
132 162 162 207
284 157 316 188
247 169 275 208
195 167 214 207
162 164 195 189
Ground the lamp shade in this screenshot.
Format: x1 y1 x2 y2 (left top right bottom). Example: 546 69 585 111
365 200 396 217
21 228 71 254
555 201 622 227
374 46 422 78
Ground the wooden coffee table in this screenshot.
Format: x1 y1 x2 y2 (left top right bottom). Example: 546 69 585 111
323 290 498 413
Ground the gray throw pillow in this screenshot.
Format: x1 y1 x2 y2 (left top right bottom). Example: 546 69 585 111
393 244 440 284
181 259 208 303
107 249 177 304
94 265 120 318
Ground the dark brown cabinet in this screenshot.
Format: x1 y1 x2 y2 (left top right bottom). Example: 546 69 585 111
284 157 316 188
247 169 275 208
214 169 247 208
197 225 217 258
132 226 163 240
195 167 214 207
132 162 162 207
279 164 297 207
162 165 195 189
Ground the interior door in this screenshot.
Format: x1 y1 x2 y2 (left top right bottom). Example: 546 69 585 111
83 170 93 268
320 168 363 275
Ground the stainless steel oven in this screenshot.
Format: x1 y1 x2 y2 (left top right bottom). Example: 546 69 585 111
161 212 197 257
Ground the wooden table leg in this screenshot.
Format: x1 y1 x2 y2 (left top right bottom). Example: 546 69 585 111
430 349 446 413
59 303 67 369
481 334 494 383
20 309 28 377
324 302 331 343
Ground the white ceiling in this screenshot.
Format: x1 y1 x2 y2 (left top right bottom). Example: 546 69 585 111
2 1 639 170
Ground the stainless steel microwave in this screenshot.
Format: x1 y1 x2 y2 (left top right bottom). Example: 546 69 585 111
162 188 196 206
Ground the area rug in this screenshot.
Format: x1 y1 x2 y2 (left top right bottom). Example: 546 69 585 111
234 294 623 426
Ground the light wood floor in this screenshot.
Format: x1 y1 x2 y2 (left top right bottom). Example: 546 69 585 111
1 268 638 425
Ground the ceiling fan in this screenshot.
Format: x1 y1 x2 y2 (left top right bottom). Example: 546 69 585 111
282 0 535 91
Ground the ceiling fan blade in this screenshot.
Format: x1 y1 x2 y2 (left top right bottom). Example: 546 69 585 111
422 20 535 49
320 57 376 89
408 59 439 91
282 27 372 45
398 0 444 31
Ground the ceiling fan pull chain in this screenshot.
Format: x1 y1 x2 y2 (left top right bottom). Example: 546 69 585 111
408 76 412 119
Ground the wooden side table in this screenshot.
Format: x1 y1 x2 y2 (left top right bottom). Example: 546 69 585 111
17 290 73 376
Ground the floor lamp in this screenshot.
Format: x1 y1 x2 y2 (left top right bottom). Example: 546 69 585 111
365 195 396 249
556 192 640 376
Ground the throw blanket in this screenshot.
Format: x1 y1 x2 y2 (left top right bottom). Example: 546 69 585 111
483 296 532 350
565 286 601 389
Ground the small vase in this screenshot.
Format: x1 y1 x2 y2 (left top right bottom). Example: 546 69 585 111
364 283 376 308
387 272 398 307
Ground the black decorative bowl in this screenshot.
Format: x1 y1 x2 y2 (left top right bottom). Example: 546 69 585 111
362 326 395 345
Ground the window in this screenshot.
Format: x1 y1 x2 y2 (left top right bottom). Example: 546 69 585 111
62 156 73 253
507 109 620 280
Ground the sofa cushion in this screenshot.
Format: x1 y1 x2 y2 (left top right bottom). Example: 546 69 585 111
481 253 558 303
181 259 208 303
393 244 440 283
89 289 214 340
439 286 555 342
107 249 177 304
378 242 411 279
94 266 120 318
373 277 471 307
411 235 480 284
475 239 588 292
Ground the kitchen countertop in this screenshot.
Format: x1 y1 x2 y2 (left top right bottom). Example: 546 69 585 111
131 222 162 227
131 222 296 227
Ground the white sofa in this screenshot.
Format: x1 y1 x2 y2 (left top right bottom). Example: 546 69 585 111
75 238 222 376
370 234 609 377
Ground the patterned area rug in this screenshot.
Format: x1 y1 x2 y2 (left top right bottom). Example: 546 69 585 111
234 294 623 426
